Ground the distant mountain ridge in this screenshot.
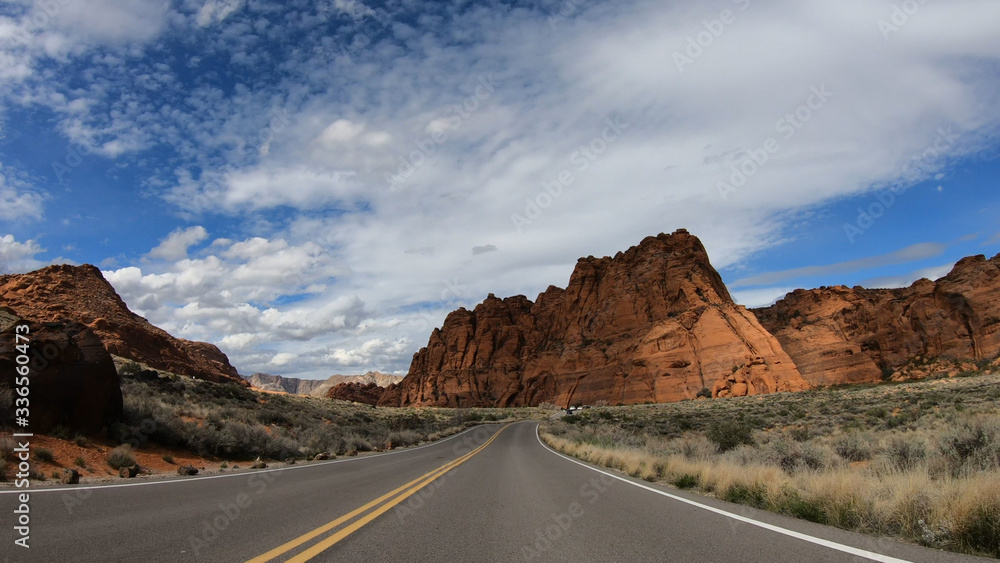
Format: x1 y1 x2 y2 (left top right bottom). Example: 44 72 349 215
245 371 403 396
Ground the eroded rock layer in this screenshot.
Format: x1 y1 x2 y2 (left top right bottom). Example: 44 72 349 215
380 230 810 407
754 254 1000 386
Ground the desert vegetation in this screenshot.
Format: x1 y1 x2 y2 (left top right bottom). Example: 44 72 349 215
542 370 1000 558
112 365 538 464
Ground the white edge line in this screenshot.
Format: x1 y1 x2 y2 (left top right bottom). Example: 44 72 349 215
0 424 498 495
533 424 913 563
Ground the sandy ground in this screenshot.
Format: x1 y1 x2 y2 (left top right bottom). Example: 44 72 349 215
8 434 232 484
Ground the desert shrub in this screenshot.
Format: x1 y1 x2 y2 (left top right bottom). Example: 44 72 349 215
35 448 55 462
107 445 136 470
723 483 768 509
789 426 810 442
834 433 873 462
562 414 582 424
696 388 712 399
885 436 926 471
733 439 830 473
343 432 373 453
954 504 1000 558
388 430 422 448
706 420 754 452
74 457 86 468
119 360 143 376
673 474 698 489
74 435 88 447
162 454 174 464
938 418 1000 476
778 491 828 524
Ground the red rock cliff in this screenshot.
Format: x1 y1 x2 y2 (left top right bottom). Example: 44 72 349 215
380 230 810 407
754 254 1000 386
0 264 245 385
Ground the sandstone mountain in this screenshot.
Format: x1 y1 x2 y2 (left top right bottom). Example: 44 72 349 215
379 230 811 408
247 371 403 396
0 264 244 385
755 253 1000 387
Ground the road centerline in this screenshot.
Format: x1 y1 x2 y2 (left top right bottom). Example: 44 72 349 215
247 424 510 563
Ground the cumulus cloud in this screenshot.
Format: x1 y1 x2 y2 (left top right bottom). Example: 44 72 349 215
147 226 209 261
0 234 44 274
331 0 376 20
196 0 245 27
6 0 1000 377
0 166 44 221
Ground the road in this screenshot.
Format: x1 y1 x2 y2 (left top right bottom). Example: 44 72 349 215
1 421 992 562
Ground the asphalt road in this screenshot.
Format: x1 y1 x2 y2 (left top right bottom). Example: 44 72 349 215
1 421 993 562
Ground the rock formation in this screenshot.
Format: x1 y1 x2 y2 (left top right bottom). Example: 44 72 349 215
248 371 403 396
327 381 385 404
755 253 1000 386
0 308 123 434
0 264 244 385
380 230 810 407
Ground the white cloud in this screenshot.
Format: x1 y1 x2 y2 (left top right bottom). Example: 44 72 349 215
731 287 799 309
859 262 959 289
147 226 209 261
196 0 245 27
7 0 1000 377
730 243 949 288
331 0 376 20
0 168 44 221
0 234 44 274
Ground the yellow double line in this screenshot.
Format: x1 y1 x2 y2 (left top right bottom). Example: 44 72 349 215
247 424 510 563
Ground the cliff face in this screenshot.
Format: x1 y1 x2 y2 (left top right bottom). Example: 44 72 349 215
380 230 810 407
754 254 1000 386
0 264 245 385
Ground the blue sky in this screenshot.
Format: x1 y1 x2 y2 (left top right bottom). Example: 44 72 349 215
1 0 998 378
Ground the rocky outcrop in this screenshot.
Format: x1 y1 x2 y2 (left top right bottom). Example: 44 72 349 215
327 381 385 404
380 230 810 407
248 371 403 396
0 310 123 434
0 264 244 385
755 254 1000 386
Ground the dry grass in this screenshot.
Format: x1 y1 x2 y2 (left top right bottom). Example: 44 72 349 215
543 370 1000 558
